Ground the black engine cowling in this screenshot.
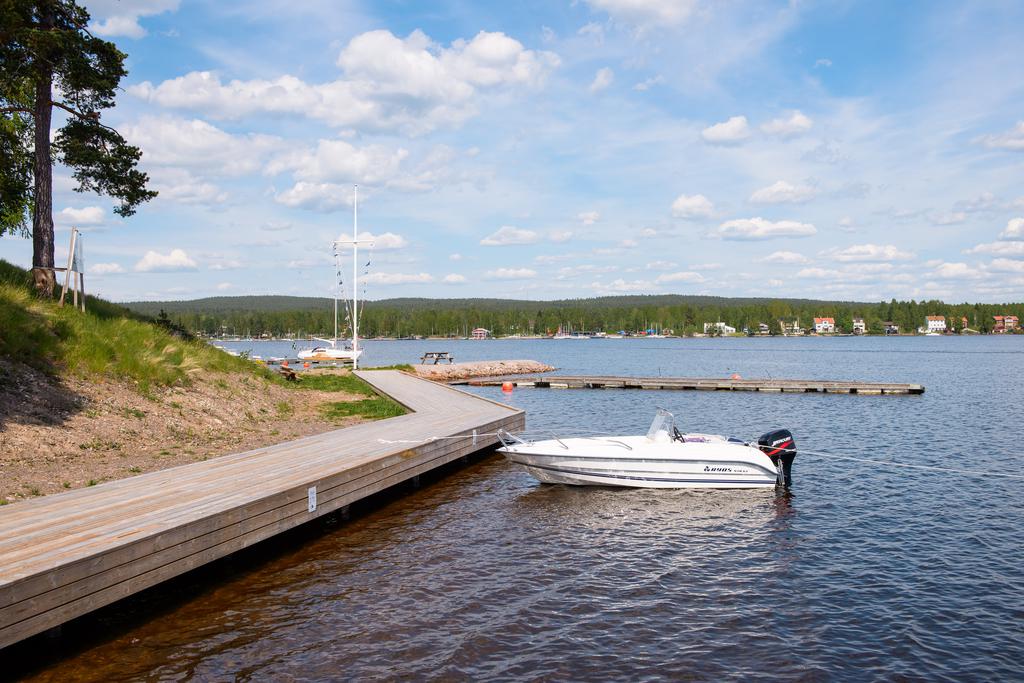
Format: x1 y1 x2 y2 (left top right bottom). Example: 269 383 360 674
757 429 796 487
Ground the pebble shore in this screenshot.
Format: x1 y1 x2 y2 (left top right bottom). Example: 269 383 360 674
411 359 554 382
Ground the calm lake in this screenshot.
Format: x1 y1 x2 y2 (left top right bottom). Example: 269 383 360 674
10 336 1024 681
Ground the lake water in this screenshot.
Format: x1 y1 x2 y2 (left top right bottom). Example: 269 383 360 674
8 337 1024 681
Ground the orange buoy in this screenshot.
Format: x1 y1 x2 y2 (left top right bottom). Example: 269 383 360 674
282 360 289 367
502 381 514 393
303 362 310 368
730 373 741 379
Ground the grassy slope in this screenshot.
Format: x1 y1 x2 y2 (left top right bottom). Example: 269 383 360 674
0 260 403 418
0 260 257 390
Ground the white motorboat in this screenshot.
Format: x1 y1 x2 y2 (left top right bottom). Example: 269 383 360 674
498 409 796 489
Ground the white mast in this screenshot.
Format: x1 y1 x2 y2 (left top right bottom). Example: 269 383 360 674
352 185 359 369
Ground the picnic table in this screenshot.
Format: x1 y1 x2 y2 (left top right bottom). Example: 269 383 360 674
420 351 455 364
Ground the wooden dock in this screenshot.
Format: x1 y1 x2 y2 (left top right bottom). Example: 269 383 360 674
0 371 523 650
459 375 925 395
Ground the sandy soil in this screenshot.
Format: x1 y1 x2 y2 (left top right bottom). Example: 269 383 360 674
0 360 368 503
412 359 554 381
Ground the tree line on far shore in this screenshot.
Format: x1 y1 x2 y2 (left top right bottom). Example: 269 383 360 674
126 295 1024 338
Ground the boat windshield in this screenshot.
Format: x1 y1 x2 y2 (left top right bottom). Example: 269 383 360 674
646 409 676 442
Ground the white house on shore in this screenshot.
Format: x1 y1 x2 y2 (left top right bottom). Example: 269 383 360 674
703 321 736 335
471 327 491 339
852 318 866 334
925 316 946 333
813 317 836 334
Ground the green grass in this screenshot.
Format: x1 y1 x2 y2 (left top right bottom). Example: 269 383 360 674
0 260 267 390
297 371 407 421
294 372 377 395
320 397 405 422
363 364 415 372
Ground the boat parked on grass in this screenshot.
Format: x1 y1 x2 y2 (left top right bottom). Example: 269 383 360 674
498 409 796 489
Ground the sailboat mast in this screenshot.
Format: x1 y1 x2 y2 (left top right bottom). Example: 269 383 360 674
352 185 359 369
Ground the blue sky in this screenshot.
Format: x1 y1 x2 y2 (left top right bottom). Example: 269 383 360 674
4 0 1024 302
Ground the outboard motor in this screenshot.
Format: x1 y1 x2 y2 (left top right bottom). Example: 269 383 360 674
757 429 796 488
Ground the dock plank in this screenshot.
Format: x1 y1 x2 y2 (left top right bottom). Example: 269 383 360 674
0 371 523 649
462 375 924 394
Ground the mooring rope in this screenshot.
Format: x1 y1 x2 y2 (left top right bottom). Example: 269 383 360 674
376 433 1024 480
796 448 1024 480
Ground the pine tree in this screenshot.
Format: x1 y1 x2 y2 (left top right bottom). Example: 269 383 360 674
0 0 156 296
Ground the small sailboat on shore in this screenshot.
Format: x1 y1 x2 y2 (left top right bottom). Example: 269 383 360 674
298 186 372 368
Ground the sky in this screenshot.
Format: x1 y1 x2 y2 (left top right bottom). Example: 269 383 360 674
3 0 1024 303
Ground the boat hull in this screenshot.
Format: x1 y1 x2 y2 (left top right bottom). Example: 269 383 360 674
500 436 779 489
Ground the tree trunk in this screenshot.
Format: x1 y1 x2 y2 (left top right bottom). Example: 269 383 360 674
31 4 55 298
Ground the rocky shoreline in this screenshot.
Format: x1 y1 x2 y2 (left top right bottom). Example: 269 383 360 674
411 359 554 382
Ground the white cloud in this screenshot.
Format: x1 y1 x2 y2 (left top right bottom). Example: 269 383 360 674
267 139 408 187
749 180 816 204
442 273 467 283
123 116 282 176
633 75 665 91
57 206 104 225
87 0 178 39
701 116 751 144
797 267 842 279
956 192 998 213
999 218 1024 240
592 278 653 293
577 211 600 225
90 262 124 275
216 282 234 291
656 271 706 284
933 262 984 279
131 30 559 135
671 193 714 219
975 121 1024 151
931 211 967 226
590 67 614 93
646 260 678 270
584 0 698 27
822 244 914 262
965 241 1024 256
760 251 809 264
134 249 198 272
814 58 832 68
549 230 574 243
149 168 228 206
712 217 817 240
335 231 409 250
364 272 434 285
480 226 539 246
760 110 813 137
207 258 242 271
639 228 658 238
485 267 537 279
989 258 1024 273
274 182 354 211
449 253 463 261
619 239 638 248
838 216 855 232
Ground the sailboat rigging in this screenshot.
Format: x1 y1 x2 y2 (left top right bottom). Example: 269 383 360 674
298 185 373 368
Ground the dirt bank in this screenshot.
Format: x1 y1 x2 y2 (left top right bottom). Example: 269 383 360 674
412 359 554 382
0 361 369 503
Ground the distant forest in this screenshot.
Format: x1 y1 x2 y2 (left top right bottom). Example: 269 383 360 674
123 294 1024 337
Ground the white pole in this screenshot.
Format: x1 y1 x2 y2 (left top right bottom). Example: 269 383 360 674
352 185 359 369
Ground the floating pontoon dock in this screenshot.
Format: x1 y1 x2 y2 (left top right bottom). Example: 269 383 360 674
0 371 523 649
458 375 924 395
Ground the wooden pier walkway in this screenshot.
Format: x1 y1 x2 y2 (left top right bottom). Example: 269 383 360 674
459 375 924 395
0 371 524 650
